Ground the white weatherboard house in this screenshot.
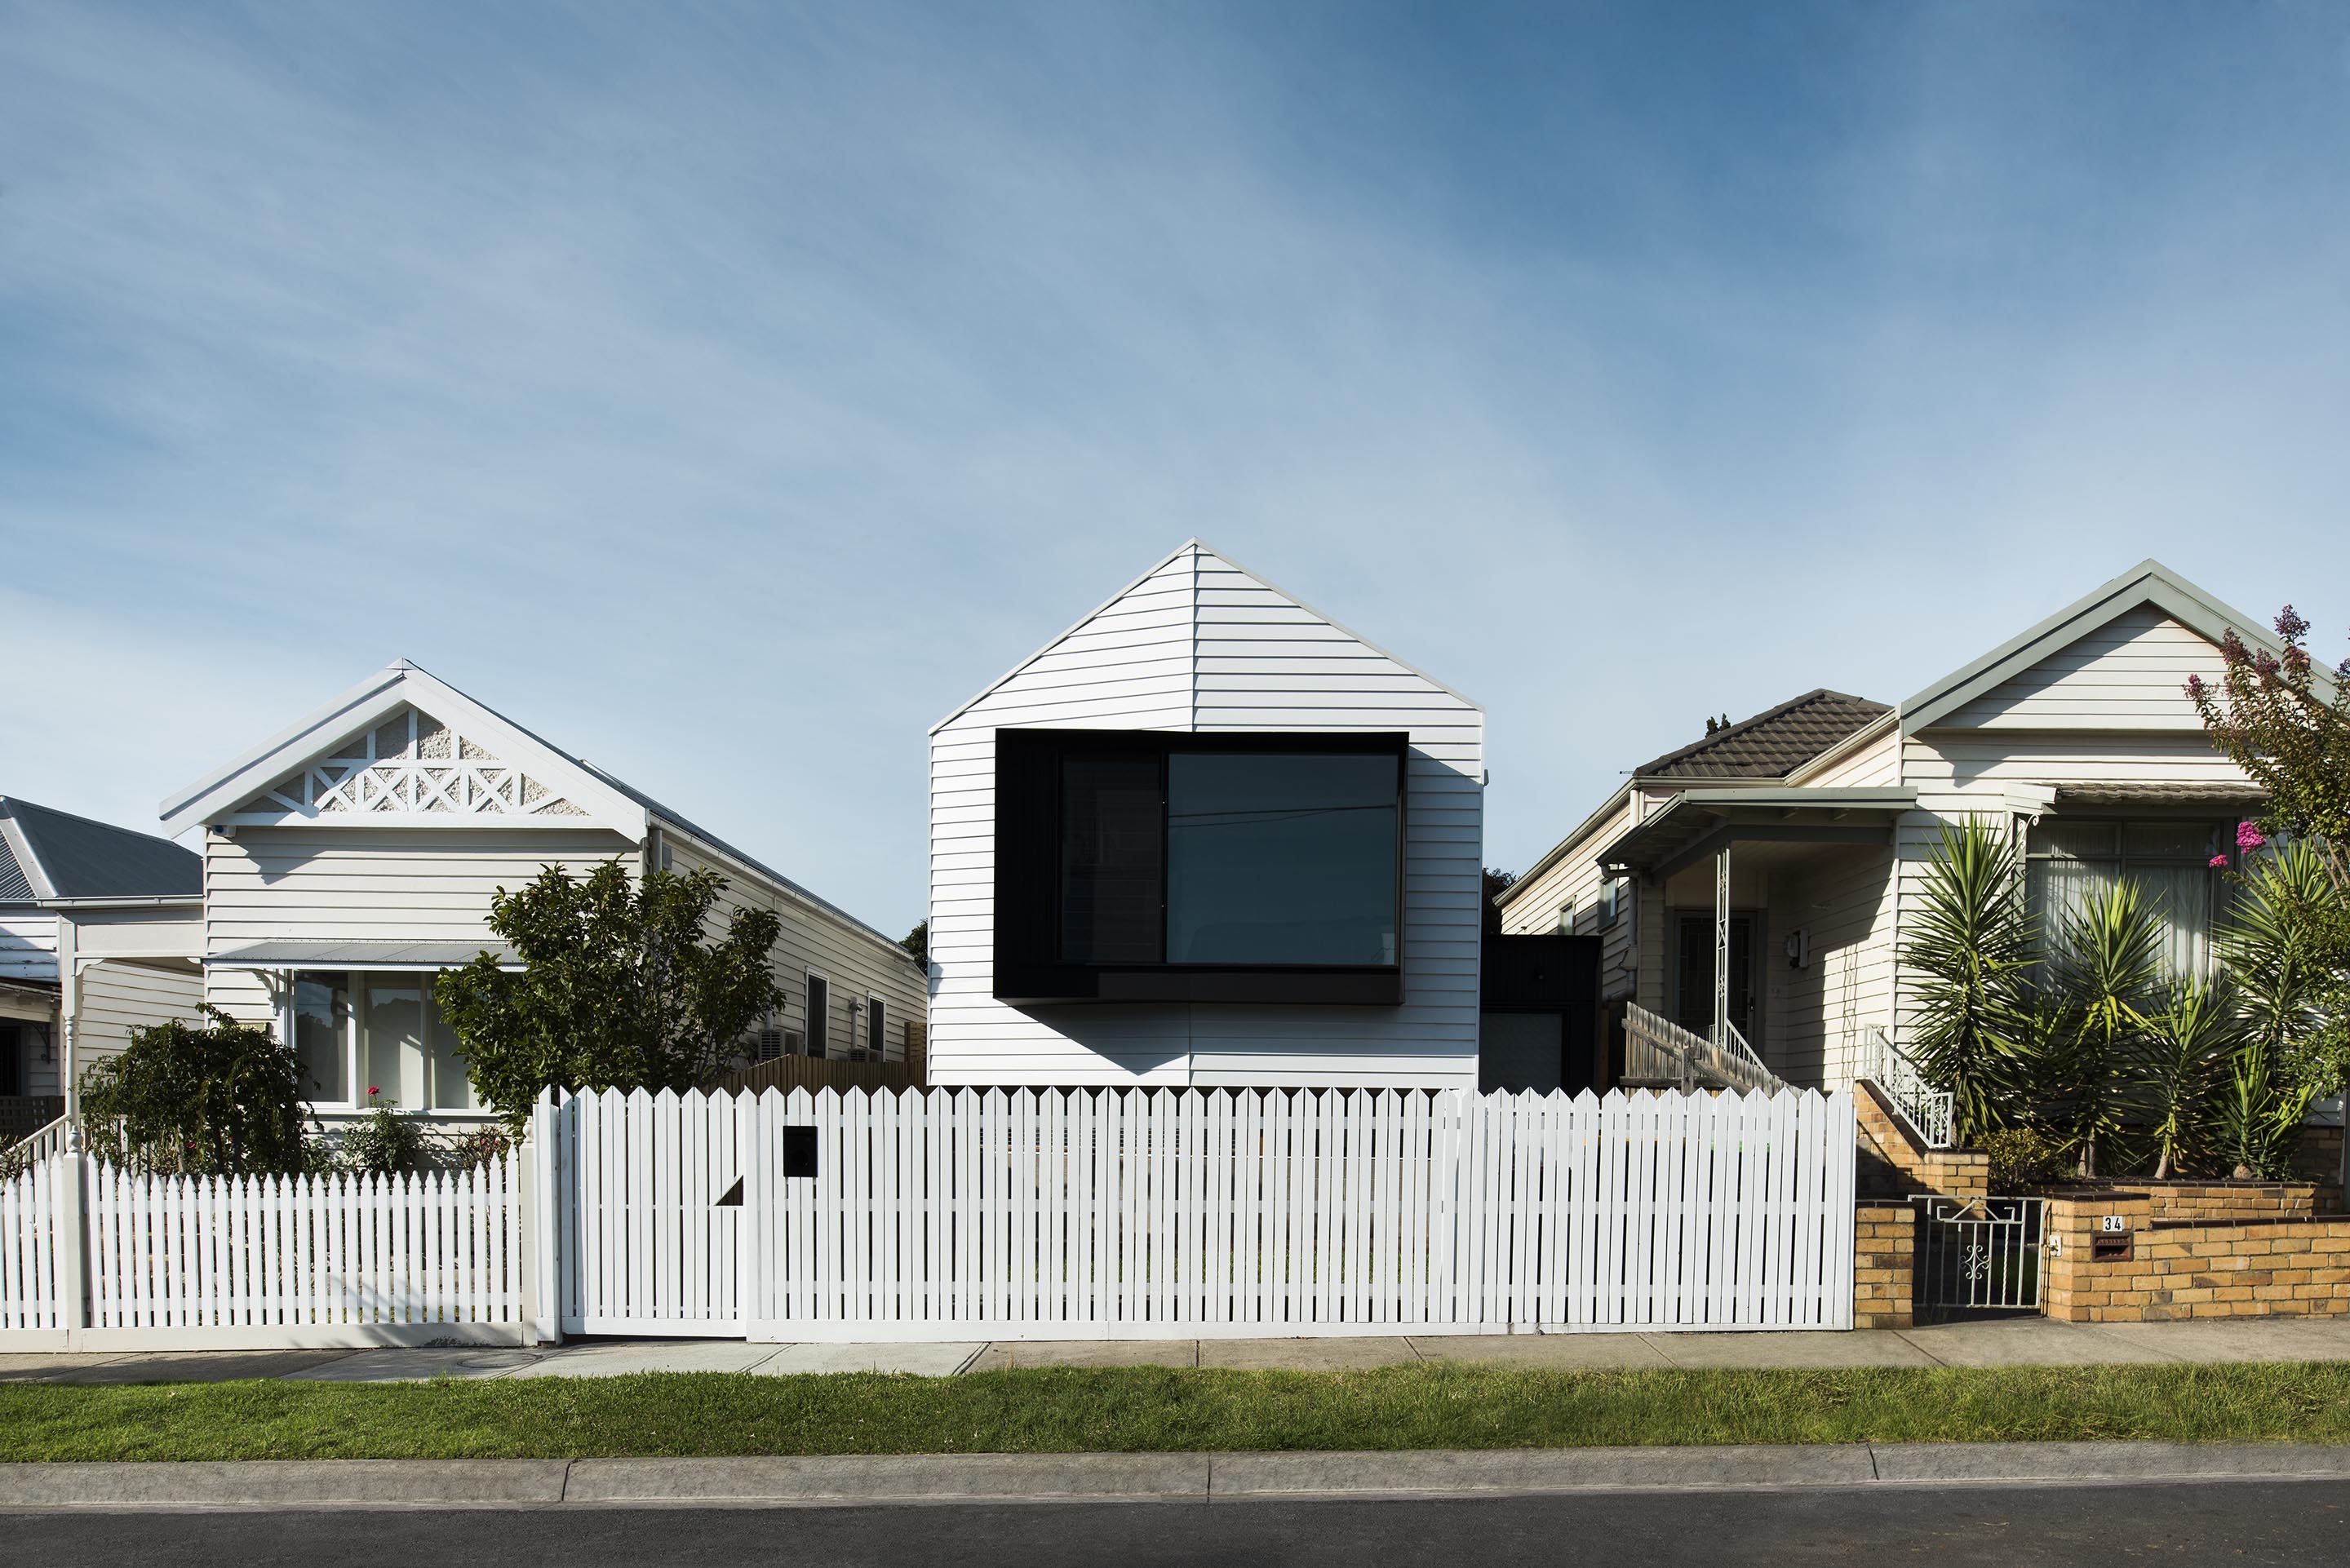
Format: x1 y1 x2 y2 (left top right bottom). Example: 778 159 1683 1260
1498 560 2304 1100
929 540 1484 1088
160 662 926 1127
2 798 204 1131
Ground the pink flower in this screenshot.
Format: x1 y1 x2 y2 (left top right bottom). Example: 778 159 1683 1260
2237 822 2267 852
2210 854 2229 868
367 1086 380 1098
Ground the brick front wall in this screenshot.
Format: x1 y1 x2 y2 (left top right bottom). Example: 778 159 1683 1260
1853 1203 1915 1329
2043 1190 2350 1323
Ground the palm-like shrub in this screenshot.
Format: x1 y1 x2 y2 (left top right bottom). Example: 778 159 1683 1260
2218 839 2348 1097
2139 976 2240 1179
1899 819 2039 1145
2046 882 2165 1178
2213 1042 2317 1180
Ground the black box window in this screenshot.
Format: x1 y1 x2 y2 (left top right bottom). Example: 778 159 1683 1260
996 729 1408 1006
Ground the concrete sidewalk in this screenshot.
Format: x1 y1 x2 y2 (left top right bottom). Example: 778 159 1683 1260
5 1316 2349 1385
4 1441 2350 1510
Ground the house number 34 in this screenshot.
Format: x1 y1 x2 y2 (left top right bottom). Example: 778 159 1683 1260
2100 1215 2128 1233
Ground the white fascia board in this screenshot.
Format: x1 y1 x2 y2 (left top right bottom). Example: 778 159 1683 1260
160 661 650 840
1899 559 2309 734
929 539 1202 735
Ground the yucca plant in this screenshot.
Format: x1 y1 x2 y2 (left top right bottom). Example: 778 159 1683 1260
1899 819 2040 1145
2139 975 2240 1179
2213 1039 2317 1180
2219 840 2334 1052
2047 881 2165 1178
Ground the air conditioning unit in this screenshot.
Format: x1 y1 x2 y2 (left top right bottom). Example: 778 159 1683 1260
754 1026 802 1063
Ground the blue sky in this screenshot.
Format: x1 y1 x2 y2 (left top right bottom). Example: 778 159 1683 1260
5 2 2348 937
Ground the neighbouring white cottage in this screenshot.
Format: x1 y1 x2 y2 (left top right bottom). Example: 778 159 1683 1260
929 540 1485 1088
1498 560 2312 1102
159 662 926 1127
1 796 204 1132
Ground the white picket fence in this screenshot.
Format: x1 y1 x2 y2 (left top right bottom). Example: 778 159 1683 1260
1 1157 68 1331
6 1086 1858 1349
540 1085 1858 1342
0 1153 534 1349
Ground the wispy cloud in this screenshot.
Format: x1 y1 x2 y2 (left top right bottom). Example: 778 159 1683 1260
5 2 2347 924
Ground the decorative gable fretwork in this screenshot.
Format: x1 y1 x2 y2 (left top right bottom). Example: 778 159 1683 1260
239 706 590 821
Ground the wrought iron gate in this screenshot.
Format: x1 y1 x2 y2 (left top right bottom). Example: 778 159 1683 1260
1909 1195 2046 1321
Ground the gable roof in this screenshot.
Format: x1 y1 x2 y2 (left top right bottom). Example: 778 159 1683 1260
0 797 201 904
1635 689 1891 780
932 538 1480 733
161 662 916 963
1900 559 2297 734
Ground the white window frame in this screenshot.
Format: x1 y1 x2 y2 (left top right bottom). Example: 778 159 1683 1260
804 969 831 1059
277 968 493 1118
865 994 889 1062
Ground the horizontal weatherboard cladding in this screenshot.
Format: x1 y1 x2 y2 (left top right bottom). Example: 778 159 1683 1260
929 541 1483 1089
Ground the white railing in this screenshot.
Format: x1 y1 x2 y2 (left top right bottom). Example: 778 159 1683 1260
1624 1007 1687 1085
1624 1005 1787 1096
2 1115 73 1173
1870 1027 1954 1150
545 1083 1859 1340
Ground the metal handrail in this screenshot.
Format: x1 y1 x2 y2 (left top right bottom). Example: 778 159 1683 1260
1870 1026 1954 1149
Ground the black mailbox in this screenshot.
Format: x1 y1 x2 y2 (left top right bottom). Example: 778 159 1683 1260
783 1125 819 1180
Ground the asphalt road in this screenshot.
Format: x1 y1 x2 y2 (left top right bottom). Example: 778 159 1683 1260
10 1480 2348 1566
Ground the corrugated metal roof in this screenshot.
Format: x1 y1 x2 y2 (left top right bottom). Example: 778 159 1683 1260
0 797 200 901
0 833 32 902
1635 689 1891 780
2053 783 2268 807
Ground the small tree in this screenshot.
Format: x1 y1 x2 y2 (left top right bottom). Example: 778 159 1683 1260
1481 868 1519 936
78 1007 311 1176
901 919 929 969
1900 819 2039 1145
436 860 785 1133
2191 605 2350 1102
2188 606 2350 845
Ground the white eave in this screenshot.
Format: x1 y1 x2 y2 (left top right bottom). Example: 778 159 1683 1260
930 538 1481 735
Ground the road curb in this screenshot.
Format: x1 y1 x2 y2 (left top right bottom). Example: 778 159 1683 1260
3 1443 2348 1509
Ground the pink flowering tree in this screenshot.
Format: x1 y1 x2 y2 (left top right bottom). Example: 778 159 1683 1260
2190 606 2350 1108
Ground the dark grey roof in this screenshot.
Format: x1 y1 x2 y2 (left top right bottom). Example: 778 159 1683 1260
0 833 31 901
1635 689 1891 780
0 797 201 901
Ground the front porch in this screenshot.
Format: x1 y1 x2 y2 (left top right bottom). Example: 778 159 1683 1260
1602 787 1910 1092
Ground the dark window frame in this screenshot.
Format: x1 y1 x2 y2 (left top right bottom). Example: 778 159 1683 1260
995 728 1410 1006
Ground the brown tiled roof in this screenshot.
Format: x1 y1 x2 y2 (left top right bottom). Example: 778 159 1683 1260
1636 689 1891 780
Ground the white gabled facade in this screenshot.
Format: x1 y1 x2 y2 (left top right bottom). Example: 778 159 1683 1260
1500 560 2281 1096
164 662 925 1123
929 540 1485 1089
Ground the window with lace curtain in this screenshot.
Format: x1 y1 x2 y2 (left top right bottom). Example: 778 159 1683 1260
2024 818 2237 977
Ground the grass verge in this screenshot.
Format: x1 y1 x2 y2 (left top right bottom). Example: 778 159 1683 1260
3 1362 2349 1462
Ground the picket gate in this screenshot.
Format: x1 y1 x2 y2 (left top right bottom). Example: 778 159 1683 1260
539 1085 1857 1342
